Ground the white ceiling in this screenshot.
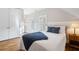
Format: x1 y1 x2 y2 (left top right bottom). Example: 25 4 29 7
23 8 45 15
23 8 79 20
61 8 79 18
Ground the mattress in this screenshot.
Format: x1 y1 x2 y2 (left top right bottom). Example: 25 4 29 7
29 32 66 51
21 31 66 51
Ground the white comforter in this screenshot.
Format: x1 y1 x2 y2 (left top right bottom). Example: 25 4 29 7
21 31 66 51
28 32 66 51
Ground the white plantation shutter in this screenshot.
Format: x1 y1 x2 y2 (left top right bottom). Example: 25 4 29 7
25 15 47 33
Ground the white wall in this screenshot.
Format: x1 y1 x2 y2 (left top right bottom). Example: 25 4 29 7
0 8 9 31
0 8 24 40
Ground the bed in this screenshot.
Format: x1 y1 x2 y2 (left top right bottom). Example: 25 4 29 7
21 26 66 51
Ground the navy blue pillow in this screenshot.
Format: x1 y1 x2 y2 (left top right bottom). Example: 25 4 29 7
47 27 60 34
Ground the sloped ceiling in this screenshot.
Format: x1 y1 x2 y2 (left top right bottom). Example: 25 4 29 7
23 8 45 15
24 8 79 21
47 8 79 21
61 8 79 19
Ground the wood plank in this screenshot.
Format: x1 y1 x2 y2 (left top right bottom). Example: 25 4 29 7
0 37 20 51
